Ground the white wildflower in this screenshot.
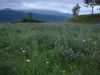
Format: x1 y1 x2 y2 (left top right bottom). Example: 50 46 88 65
69 48 72 51
46 61 50 64
62 70 65 73
26 59 31 62
22 50 26 53
82 39 86 42
74 38 77 40
92 51 97 58
54 42 57 45
65 33 68 35
53 69 55 72
73 65 76 68
2 57 5 60
94 42 97 44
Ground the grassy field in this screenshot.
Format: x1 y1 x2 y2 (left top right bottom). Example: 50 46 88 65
0 22 100 75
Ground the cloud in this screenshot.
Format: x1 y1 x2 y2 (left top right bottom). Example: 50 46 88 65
0 0 99 14
0 0 74 13
21 2 73 13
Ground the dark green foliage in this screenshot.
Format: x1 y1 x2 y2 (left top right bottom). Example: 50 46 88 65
84 0 100 5
83 0 100 14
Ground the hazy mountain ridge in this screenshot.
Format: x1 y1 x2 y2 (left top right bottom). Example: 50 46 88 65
0 8 72 22
0 8 27 22
21 9 71 16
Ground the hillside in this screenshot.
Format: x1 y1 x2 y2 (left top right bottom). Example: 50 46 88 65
68 14 100 23
0 8 72 22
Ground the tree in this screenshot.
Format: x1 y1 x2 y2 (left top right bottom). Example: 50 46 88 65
26 12 33 21
22 12 33 22
83 0 100 14
72 3 81 16
95 0 100 5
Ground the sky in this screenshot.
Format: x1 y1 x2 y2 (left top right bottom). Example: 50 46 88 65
0 0 100 14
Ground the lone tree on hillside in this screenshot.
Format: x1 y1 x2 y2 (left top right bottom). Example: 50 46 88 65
84 0 100 14
72 3 81 16
26 12 33 21
22 12 33 22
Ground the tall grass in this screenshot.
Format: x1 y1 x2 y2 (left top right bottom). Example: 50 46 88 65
0 23 100 75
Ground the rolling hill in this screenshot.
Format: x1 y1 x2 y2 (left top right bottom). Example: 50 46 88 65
68 14 100 23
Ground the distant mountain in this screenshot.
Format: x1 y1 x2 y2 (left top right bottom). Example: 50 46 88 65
0 8 72 22
0 8 27 22
21 9 71 17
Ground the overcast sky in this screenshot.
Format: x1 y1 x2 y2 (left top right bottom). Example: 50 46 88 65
0 0 100 14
